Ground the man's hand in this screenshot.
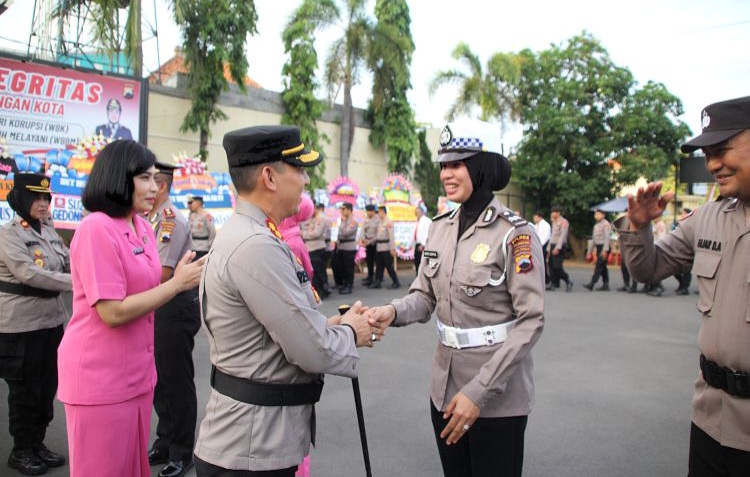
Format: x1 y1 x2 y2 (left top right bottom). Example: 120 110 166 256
627 181 675 231
340 301 375 347
440 392 480 445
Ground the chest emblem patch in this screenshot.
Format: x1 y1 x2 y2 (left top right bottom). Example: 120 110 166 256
470 243 490 263
461 285 482 297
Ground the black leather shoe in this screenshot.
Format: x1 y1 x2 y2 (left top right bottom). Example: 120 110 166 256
159 459 194 477
148 447 169 466
33 445 64 467
583 283 593 291
8 449 47 475
676 288 690 296
387 282 401 289
339 286 352 295
596 284 610 291
368 281 382 289
565 280 574 292
362 278 372 286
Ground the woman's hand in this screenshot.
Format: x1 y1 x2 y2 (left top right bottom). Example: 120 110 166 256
440 392 480 445
171 251 206 292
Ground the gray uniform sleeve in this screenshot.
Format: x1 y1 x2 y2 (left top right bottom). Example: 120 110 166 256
461 227 545 407
159 217 191 269
232 236 360 377
619 217 695 283
0 228 71 291
207 215 216 247
603 221 611 252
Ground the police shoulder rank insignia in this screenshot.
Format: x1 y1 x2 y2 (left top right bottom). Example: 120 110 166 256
470 243 491 263
163 207 175 219
311 286 321 304
511 234 533 273
266 218 283 240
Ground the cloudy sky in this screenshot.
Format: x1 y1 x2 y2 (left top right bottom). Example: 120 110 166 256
1 0 748 147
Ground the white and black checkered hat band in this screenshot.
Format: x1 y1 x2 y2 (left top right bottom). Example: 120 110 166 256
447 137 483 150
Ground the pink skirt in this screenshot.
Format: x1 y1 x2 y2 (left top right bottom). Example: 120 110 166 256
64 391 153 477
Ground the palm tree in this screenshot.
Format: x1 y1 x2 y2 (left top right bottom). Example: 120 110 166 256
322 0 373 178
430 42 521 139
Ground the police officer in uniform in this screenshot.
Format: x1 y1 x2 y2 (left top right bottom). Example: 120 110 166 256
0 173 70 475
367 120 545 477
302 203 331 298
146 162 200 477
547 205 573 291
620 95 750 475
188 196 216 259
332 202 358 295
369 205 400 289
94 98 133 140
360 204 379 286
193 125 374 477
583 208 612 291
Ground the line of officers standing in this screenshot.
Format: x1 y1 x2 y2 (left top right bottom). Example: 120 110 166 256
0 168 215 477
301 202 400 299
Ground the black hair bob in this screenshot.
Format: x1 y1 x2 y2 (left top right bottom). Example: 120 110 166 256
82 140 156 218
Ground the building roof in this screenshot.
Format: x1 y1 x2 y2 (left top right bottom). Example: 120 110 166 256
148 48 262 89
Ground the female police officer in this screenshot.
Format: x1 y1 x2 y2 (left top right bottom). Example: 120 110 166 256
367 121 545 477
0 173 71 475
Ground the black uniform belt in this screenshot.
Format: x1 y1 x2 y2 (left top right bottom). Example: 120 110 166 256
210 366 324 406
700 354 750 398
338 239 355 243
376 240 389 243
192 235 210 240
0 280 60 298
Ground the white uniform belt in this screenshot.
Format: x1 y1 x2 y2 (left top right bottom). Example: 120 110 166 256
437 319 516 349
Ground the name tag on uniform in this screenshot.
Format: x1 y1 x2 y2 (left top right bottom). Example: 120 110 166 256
423 250 438 259
132 247 145 255
297 270 310 284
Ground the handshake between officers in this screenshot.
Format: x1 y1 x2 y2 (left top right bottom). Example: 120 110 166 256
193 125 379 477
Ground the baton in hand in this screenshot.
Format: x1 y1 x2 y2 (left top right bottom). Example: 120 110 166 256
338 304 373 477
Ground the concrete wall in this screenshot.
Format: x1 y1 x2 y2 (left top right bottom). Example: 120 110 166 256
146 84 389 193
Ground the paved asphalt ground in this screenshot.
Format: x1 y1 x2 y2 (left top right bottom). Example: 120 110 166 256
1 263 702 477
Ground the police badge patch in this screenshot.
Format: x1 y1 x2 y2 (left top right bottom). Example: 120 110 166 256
511 234 533 273
461 285 482 297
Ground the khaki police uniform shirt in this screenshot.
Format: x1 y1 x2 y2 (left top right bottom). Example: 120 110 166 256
195 199 360 471
619 198 750 452
375 217 395 252
337 216 358 251
188 209 216 253
549 216 569 251
149 199 192 269
361 215 379 246
301 214 327 252
587 219 612 254
0 217 71 333
391 198 545 417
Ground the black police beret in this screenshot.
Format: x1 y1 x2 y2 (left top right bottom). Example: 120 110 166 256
340 202 353 210
13 173 51 194
223 125 322 168
364 204 376 211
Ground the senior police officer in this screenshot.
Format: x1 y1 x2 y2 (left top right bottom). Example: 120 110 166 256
0 173 70 475
146 161 201 477
193 125 375 477
187 196 216 260
620 95 750 475
367 120 545 477
368 205 400 289
360 204 379 286
583 208 612 291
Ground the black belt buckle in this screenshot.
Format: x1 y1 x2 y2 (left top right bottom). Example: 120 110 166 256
726 369 750 398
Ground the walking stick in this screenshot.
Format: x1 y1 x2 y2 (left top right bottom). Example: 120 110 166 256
338 304 373 477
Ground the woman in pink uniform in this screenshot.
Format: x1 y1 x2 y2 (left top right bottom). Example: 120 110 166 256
57 140 205 477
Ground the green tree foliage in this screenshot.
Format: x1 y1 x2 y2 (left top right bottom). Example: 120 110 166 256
413 128 442 216
366 0 417 175
173 0 258 161
513 32 690 236
429 42 521 140
281 0 337 190
322 0 373 177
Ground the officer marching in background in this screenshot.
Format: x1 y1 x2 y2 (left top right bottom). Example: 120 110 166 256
620 95 750 476
194 125 375 477
187 196 216 260
369 205 400 289
333 202 358 295
547 205 573 292
360 204 379 286
0 173 70 476
367 120 545 477
583 208 612 291
146 161 201 477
